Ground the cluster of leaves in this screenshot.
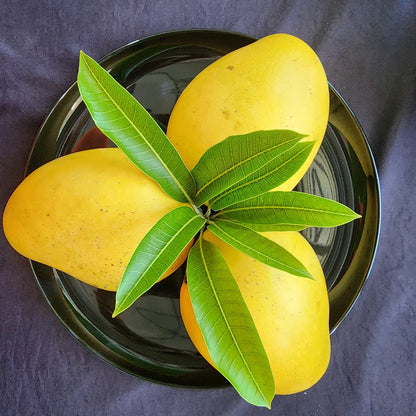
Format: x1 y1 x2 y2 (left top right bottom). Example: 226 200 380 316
77 51 359 408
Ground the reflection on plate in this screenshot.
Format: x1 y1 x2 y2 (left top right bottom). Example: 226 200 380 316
27 30 381 388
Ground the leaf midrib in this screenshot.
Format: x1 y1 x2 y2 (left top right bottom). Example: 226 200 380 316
222 205 355 218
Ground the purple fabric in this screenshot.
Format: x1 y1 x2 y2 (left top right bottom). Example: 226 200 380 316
1 1 415 415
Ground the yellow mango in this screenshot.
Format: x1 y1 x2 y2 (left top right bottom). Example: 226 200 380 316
167 33 329 191
3 148 190 291
180 230 330 395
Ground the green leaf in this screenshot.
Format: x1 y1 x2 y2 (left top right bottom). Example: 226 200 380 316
208 220 313 279
218 191 361 231
187 238 275 408
113 206 205 316
192 130 305 206
210 141 315 210
77 51 196 204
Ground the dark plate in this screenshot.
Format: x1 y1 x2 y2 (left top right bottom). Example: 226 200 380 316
26 29 381 388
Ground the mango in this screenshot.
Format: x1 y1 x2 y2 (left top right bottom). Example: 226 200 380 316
180 230 330 395
167 33 329 191
3 148 190 291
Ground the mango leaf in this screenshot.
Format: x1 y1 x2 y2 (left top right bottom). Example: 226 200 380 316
78 51 196 204
210 141 314 210
192 130 305 207
187 237 275 408
218 191 361 231
208 220 313 279
113 206 205 316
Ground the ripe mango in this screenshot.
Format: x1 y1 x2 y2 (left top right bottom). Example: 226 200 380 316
3 148 189 291
180 230 330 395
167 33 329 191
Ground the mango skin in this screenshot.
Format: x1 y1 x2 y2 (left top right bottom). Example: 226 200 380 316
180 230 330 395
3 148 189 291
167 33 329 191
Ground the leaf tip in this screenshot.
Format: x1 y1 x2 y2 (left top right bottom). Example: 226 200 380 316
77 50 90 83
79 50 88 62
293 261 315 280
298 268 315 280
112 305 122 318
112 297 128 318
251 391 274 409
342 207 362 224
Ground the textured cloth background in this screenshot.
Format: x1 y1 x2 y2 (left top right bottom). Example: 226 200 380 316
1 1 415 415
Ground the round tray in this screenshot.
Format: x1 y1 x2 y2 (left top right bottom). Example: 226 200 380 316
26 29 381 388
